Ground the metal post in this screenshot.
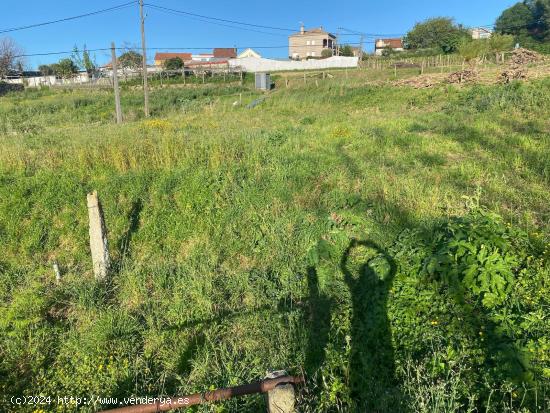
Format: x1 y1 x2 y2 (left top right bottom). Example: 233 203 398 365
99 376 304 413
139 0 149 117
111 42 122 124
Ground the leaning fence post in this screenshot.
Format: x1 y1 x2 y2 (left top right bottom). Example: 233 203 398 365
265 371 296 413
87 191 110 281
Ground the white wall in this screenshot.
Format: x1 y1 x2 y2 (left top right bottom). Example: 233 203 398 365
229 56 358 72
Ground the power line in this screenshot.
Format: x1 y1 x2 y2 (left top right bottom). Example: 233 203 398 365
144 3 354 38
0 1 136 34
146 5 286 37
144 3 295 32
15 42 372 59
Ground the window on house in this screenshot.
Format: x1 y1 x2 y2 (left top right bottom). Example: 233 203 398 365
306 40 311 45
328 39 333 48
311 40 315 45
323 39 327 47
311 51 316 56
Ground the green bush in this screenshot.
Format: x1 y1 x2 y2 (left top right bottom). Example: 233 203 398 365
389 204 549 411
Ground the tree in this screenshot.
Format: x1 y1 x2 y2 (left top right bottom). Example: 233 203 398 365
0 37 24 78
71 44 96 76
321 48 333 58
457 39 486 67
51 58 78 79
528 0 550 40
82 47 95 75
381 46 397 57
495 2 533 36
339 45 354 57
118 50 142 70
404 17 471 53
495 1 550 44
38 64 54 76
163 57 184 70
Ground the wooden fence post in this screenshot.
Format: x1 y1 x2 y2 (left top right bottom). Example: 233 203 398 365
87 191 110 281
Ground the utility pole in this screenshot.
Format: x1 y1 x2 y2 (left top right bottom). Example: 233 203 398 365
111 42 122 124
139 0 149 117
359 34 364 63
338 27 366 62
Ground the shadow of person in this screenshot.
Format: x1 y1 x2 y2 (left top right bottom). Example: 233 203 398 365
304 266 332 380
111 198 143 276
118 198 143 259
340 239 404 412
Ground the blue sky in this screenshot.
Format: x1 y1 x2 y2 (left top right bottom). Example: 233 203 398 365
2 0 518 69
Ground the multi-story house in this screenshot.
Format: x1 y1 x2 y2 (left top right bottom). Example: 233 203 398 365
289 25 336 60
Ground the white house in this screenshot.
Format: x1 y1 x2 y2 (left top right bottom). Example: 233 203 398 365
237 48 261 59
374 38 404 56
471 28 492 40
191 53 215 62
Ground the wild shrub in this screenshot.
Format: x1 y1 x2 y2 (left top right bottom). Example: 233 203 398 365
451 78 550 113
390 203 549 411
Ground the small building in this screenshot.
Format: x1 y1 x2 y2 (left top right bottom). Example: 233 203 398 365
154 52 192 67
213 48 237 59
192 53 215 62
471 27 492 40
289 25 336 60
374 38 404 56
238 48 262 59
255 72 271 90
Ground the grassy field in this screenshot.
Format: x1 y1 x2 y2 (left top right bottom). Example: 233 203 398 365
0 68 549 412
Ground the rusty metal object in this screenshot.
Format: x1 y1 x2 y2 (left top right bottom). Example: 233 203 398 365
99 375 304 413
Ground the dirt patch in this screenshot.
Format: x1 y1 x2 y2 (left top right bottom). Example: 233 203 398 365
499 68 527 84
393 75 439 89
392 61 421 69
498 48 545 83
508 48 543 66
446 70 478 84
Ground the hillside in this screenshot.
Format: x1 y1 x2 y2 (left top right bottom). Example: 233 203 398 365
0 70 549 412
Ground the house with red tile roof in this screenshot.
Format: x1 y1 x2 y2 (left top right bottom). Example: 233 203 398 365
213 48 237 58
154 52 192 66
374 38 404 56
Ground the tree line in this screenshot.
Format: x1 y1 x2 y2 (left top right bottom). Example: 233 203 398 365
343 1 550 58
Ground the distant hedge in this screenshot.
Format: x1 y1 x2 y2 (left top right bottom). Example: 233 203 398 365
0 82 24 96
